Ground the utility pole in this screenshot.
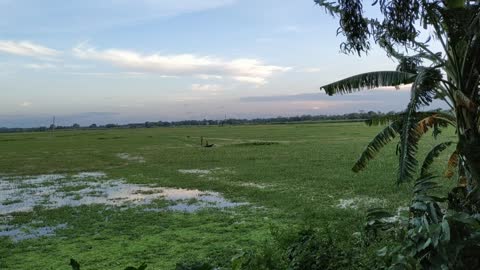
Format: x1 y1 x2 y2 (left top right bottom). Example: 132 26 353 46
51 116 56 134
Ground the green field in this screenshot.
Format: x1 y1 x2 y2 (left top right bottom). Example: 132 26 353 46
0 122 456 269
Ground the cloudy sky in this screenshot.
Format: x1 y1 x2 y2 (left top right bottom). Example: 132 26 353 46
0 0 416 127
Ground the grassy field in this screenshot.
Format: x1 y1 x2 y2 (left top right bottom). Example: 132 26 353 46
0 122 457 269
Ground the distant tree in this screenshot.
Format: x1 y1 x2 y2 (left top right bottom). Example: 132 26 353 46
72 123 80 129
89 124 97 128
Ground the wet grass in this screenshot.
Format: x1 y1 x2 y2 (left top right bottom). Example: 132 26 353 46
0 122 457 269
1 199 23 206
234 141 280 147
57 184 90 193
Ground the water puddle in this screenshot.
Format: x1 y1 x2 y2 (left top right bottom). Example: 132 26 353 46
147 194 247 213
336 197 386 210
239 182 271 189
178 168 234 177
0 223 67 242
0 173 247 215
116 153 145 163
178 169 212 175
74 172 107 179
381 206 409 223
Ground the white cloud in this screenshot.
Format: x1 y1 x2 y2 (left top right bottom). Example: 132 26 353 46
191 84 223 92
302 67 323 73
19 101 32 107
73 43 290 85
196 74 223 80
63 71 149 78
0 41 60 57
232 76 268 85
25 63 57 70
63 64 91 69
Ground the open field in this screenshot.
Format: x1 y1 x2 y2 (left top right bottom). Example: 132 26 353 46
0 122 457 269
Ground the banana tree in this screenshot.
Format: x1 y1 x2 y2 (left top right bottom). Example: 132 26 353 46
315 0 480 210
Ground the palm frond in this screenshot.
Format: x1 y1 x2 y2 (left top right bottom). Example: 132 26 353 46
365 208 400 233
352 121 401 172
445 151 459 179
357 109 454 175
412 174 444 224
366 114 402 126
320 71 415 96
367 111 455 127
425 111 456 127
413 174 440 195
397 106 419 183
415 114 452 139
420 141 454 177
398 68 441 183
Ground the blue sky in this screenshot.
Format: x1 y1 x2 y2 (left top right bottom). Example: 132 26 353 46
0 0 412 127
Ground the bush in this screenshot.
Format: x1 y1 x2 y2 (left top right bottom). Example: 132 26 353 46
285 229 351 270
175 261 216 270
365 175 480 269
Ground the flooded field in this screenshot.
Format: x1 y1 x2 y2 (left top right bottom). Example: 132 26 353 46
0 122 444 269
0 172 247 215
0 171 248 243
0 223 67 242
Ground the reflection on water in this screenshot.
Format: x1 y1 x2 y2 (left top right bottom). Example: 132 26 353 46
0 223 67 242
178 169 212 175
0 173 247 215
0 172 248 241
116 153 145 163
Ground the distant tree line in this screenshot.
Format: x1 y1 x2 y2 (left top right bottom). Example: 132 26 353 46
0 110 443 133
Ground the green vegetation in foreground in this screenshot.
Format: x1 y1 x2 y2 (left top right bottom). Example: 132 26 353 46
0 122 456 269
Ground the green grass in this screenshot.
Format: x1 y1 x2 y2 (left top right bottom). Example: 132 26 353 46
0 122 457 269
1 199 23 206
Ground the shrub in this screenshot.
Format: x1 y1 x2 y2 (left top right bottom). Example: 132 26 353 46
366 175 480 269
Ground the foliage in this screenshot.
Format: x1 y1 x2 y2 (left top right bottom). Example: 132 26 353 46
284 229 353 270
321 71 415 95
69 259 147 270
366 175 480 269
175 261 216 270
175 226 372 270
70 259 80 270
315 1 480 268
231 247 284 270
352 120 401 173
420 141 454 177
315 0 480 187
125 263 148 270
352 111 453 176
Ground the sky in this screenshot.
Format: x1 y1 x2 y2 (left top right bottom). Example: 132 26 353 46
0 0 419 128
